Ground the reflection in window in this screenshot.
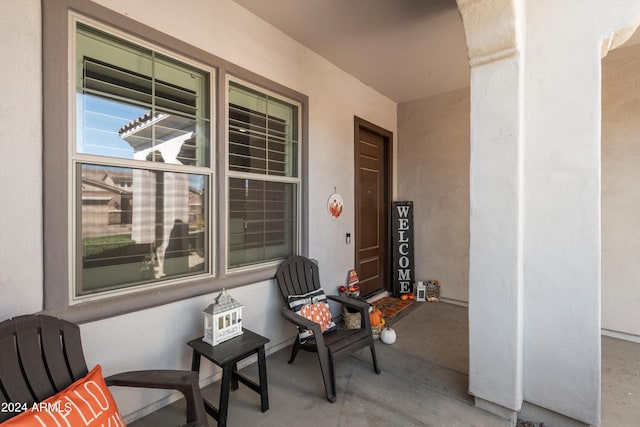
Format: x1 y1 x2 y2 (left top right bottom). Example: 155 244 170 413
79 164 207 295
76 24 210 166
74 22 212 298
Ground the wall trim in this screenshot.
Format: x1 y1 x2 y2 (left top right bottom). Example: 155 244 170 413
601 328 640 344
439 297 469 307
474 397 518 423
519 401 590 427
469 47 519 67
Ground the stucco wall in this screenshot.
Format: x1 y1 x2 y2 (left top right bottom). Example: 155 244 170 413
0 0 43 320
0 0 397 420
397 87 470 303
602 42 640 340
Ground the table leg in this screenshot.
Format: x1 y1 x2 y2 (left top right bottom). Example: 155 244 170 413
231 362 239 391
257 345 269 412
191 349 220 420
218 363 234 427
190 349 201 372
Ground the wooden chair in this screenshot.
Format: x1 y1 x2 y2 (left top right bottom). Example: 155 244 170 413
275 255 380 402
0 314 208 426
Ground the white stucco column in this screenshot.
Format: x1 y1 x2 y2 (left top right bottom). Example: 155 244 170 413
459 0 640 425
457 0 524 420
522 2 640 425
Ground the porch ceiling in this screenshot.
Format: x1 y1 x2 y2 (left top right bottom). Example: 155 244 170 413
232 0 469 103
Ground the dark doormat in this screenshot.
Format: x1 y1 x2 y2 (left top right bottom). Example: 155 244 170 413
371 296 419 326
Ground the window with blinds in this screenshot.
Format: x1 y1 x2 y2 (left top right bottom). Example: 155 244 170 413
73 22 212 297
76 24 210 167
227 81 300 268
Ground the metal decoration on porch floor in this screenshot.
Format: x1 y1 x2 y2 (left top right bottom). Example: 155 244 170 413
426 280 441 302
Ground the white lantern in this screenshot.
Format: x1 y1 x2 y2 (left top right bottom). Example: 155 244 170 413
415 281 426 302
203 289 243 346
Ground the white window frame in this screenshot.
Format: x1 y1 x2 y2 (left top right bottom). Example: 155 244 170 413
225 77 302 273
68 14 216 303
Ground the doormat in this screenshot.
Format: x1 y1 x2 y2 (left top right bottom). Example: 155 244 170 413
371 297 416 324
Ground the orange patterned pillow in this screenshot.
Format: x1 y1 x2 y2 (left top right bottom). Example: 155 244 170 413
1 365 125 426
288 289 337 342
299 301 333 332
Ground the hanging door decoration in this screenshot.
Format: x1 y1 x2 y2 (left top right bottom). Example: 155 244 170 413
328 192 344 218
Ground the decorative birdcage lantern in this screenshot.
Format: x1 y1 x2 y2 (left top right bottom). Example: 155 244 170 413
203 289 243 346
415 281 427 302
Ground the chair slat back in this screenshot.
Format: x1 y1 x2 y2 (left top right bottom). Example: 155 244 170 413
0 315 89 422
0 320 34 419
60 320 89 380
275 255 322 303
15 316 56 402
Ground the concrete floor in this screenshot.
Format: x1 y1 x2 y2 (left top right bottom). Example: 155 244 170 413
129 302 640 427
601 335 640 426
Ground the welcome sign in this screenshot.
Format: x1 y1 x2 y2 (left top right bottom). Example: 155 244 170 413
392 201 414 296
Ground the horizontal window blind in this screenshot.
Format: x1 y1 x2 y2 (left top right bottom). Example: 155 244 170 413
81 57 204 166
84 57 199 116
229 104 288 175
228 178 295 267
227 81 300 269
76 23 210 168
229 178 291 247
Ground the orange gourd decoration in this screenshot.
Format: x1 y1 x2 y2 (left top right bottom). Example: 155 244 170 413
369 308 383 326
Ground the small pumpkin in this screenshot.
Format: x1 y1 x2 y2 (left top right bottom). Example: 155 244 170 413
369 308 383 326
380 327 396 344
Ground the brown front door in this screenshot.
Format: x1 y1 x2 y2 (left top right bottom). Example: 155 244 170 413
354 118 392 297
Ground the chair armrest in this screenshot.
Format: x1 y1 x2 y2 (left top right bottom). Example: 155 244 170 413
281 307 324 336
281 307 328 348
105 370 207 427
327 294 368 313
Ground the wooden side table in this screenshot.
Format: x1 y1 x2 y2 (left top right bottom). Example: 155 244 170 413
187 328 270 427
